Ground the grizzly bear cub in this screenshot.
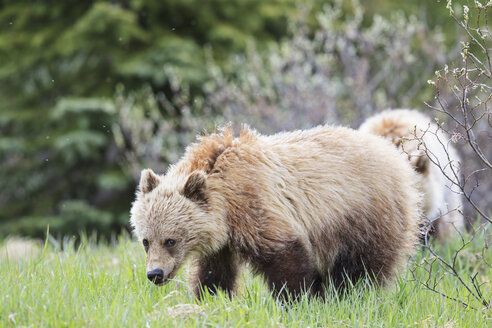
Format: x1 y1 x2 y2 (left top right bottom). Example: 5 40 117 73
130 125 421 299
359 109 464 242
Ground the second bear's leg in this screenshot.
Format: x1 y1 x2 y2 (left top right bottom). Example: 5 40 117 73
256 239 323 299
192 246 238 299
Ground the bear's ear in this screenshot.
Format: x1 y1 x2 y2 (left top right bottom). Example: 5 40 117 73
183 171 207 202
413 155 430 175
139 169 160 193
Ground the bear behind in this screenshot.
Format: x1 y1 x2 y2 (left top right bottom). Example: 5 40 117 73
359 109 464 242
130 125 421 298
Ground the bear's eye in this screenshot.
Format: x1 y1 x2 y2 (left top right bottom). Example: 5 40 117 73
164 239 176 248
142 239 149 249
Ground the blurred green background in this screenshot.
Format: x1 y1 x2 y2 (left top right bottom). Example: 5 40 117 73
0 0 472 239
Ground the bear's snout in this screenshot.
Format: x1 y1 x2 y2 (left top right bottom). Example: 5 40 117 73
147 268 166 285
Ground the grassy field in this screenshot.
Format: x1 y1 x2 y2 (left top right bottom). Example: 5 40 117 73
1 232 491 327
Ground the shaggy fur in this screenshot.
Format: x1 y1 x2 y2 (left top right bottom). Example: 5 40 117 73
359 109 464 242
130 125 421 299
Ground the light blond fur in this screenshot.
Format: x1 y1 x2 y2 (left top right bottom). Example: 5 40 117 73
359 109 464 242
130 125 421 295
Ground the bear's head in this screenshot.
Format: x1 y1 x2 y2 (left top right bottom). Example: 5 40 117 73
359 110 431 176
130 168 228 286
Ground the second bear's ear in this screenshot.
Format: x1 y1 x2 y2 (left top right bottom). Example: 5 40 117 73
139 169 160 194
183 171 207 202
414 155 430 175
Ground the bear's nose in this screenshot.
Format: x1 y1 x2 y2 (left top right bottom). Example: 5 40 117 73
147 268 165 283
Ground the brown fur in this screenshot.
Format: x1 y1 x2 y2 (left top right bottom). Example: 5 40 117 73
252 238 324 299
193 246 238 298
130 125 421 299
359 109 464 242
183 171 208 203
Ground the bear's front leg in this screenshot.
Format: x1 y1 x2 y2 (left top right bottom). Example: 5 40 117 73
257 239 323 300
192 246 238 299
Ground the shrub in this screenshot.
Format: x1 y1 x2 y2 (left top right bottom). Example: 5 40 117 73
204 0 450 132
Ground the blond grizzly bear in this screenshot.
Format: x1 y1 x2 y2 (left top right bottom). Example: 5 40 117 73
130 125 421 299
359 109 464 242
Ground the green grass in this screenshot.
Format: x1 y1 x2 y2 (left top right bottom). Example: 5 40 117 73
1 232 491 327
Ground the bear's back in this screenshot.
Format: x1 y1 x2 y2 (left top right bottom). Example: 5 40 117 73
201 125 421 273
